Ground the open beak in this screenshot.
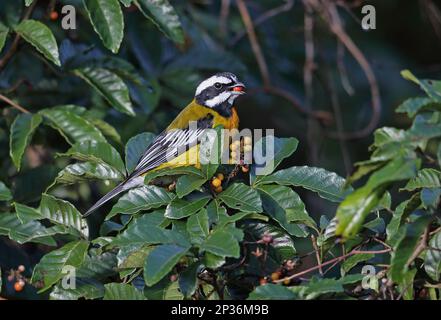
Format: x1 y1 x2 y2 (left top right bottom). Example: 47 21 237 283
228 82 246 94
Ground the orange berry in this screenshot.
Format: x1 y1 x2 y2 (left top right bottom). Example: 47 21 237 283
14 281 24 292
50 11 58 20
270 272 281 281
18 265 25 273
283 278 290 285
212 178 222 188
259 278 268 286
214 186 223 193
216 173 224 181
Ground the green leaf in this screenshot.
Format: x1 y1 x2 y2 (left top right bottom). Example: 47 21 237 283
341 253 374 276
89 118 122 144
104 283 146 300
402 168 441 191
144 244 190 286
14 202 41 223
336 156 419 239
257 166 350 202
409 113 441 139
299 275 363 299
0 181 12 201
0 212 56 246
0 0 22 28
108 185 175 218
253 137 298 177
59 141 126 176
425 231 441 281
9 113 42 171
200 230 240 258
186 209 209 245
14 19 60 66
83 0 124 53
248 284 297 300
401 70 441 102
179 262 200 298
421 188 441 209
117 245 152 269
50 278 104 300
31 241 89 292
125 132 156 173
25 0 34 6
40 194 89 237
218 183 262 213
119 0 133 7
113 214 187 246
396 97 441 117
175 174 207 198
135 0 184 44
39 108 106 144
389 215 432 283
257 185 309 237
165 195 210 220
0 23 9 54
243 221 296 260
74 67 135 116
53 162 123 186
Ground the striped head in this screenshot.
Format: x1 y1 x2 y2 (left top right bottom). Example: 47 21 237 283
195 72 246 110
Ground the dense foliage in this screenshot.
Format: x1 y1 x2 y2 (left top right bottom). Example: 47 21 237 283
0 0 440 300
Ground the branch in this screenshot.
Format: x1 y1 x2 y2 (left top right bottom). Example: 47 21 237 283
0 94 30 113
230 0 294 45
0 0 38 72
274 247 391 284
236 0 333 123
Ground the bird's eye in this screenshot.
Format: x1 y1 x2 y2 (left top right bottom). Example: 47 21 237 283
214 82 222 89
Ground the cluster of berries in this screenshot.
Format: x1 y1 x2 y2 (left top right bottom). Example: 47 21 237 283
7 265 27 292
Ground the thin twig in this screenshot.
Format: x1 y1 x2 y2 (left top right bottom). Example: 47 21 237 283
230 0 294 45
236 0 332 123
219 0 231 39
274 247 391 284
311 235 323 275
0 1 38 71
0 94 30 113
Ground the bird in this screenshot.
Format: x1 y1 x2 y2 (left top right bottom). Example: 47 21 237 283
83 72 246 217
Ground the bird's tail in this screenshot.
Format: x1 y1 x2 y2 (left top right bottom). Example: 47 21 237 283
83 181 127 217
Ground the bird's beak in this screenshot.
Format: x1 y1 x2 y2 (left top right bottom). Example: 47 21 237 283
228 82 246 94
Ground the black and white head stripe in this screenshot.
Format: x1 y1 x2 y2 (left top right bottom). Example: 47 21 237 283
195 73 238 95
195 72 245 111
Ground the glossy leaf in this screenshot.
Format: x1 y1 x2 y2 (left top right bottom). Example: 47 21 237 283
31 241 89 292
59 140 126 175
135 0 184 44
39 108 106 144
9 113 42 171
104 283 146 300
40 194 89 237
218 183 262 213
108 185 175 218
425 231 441 281
15 19 60 66
257 166 350 202
402 168 441 191
165 195 210 219
74 67 135 116
0 181 12 201
257 185 309 237
200 230 240 258
248 284 297 300
389 215 432 283
54 161 123 185
83 0 124 53
144 244 190 286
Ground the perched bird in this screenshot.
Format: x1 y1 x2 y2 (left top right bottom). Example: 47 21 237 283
83 72 246 217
